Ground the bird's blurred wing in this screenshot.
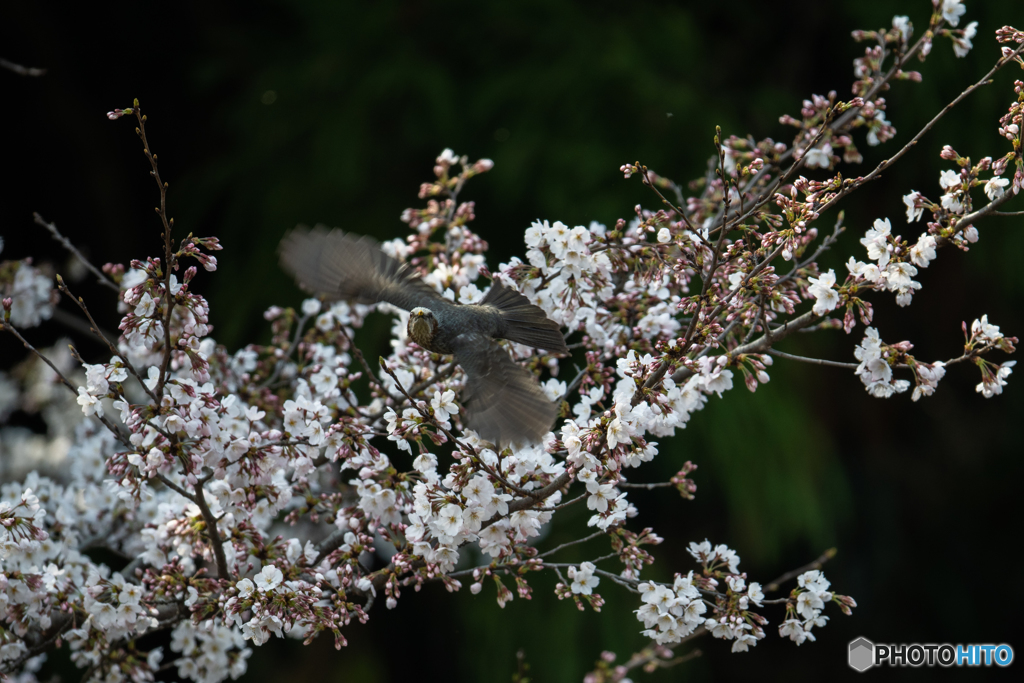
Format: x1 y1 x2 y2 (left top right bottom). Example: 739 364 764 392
452 333 558 447
279 225 445 311
481 280 569 355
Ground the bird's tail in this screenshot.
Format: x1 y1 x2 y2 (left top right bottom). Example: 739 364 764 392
483 281 569 355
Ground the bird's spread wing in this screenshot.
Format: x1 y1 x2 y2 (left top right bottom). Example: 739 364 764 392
452 332 558 447
279 225 445 311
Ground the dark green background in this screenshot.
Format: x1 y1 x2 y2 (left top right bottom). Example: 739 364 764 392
2 1 1021 680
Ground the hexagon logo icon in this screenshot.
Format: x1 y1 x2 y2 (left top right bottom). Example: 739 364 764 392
849 637 875 672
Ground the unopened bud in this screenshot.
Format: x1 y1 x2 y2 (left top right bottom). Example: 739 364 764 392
106 107 134 120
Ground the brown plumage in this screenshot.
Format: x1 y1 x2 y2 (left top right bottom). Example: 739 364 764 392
279 225 568 446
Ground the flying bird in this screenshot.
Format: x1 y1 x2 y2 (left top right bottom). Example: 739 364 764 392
279 226 568 446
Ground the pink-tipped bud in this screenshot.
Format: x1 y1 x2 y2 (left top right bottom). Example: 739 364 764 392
106 107 133 120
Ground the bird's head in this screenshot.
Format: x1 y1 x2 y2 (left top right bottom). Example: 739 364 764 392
408 307 438 347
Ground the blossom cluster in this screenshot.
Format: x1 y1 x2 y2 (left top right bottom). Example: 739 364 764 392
0 240 55 329
630 541 854 654
1 3 1022 682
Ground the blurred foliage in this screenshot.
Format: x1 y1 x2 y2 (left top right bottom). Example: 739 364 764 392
1 0 1022 680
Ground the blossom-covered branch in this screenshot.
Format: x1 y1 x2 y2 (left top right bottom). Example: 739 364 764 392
1 3 1021 682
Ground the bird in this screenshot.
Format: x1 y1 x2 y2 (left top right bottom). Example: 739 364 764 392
279 225 569 446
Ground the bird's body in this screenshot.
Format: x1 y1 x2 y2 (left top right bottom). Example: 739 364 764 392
279 226 568 446
407 304 500 355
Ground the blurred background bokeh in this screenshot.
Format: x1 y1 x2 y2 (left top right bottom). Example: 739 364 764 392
1 0 1021 680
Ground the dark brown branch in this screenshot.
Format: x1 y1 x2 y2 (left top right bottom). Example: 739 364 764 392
192 482 230 580
313 528 348 566
768 349 858 369
618 481 675 490
156 474 194 500
506 471 572 514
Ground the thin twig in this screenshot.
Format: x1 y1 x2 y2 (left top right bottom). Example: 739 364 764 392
536 530 605 559
618 481 675 490
33 213 119 291
339 324 389 399
723 20 940 233
56 275 159 403
534 492 587 512
559 364 589 403
740 295 769 347
613 634 703 678
812 40 1024 222
0 319 131 447
777 214 845 286
0 614 72 675
260 310 311 388
362 358 454 421
130 105 177 399
379 359 476 455
669 309 818 384
764 547 837 593
50 308 118 346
